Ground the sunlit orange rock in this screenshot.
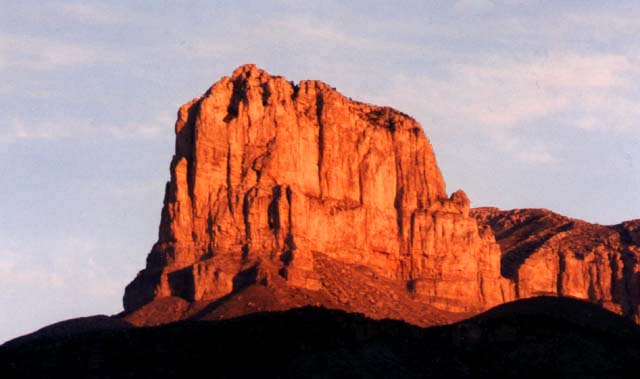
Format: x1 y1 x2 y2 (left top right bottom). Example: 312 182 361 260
472 207 640 322
122 64 510 323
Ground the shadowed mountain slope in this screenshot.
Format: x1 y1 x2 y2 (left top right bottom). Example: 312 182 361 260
2 297 639 378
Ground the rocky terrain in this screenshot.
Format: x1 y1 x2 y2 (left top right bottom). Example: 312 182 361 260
122 64 511 326
472 207 640 322
120 64 640 327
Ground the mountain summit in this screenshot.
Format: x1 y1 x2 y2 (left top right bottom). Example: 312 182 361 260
122 64 510 326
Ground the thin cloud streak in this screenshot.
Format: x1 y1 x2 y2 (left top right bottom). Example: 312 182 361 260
0 113 174 144
382 53 639 131
61 2 125 25
0 238 135 300
0 33 124 71
0 249 64 289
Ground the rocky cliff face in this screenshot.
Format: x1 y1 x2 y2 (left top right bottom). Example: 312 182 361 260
122 65 510 324
472 207 640 322
122 64 639 327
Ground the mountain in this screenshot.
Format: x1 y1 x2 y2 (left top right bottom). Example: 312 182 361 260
2 297 639 378
122 64 512 327
472 207 640 322
3 64 640 377
120 65 640 327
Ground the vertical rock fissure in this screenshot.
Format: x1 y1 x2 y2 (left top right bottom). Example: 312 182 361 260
290 81 300 101
556 252 566 296
268 185 282 252
315 92 325 199
621 249 637 317
285 186 293 237
408 211 417 279
284 186 295 261
392 132 405 245
242 188 256 261
260 82 272 106
226 143 234 215
224 77 245 122
358 146 371 206
179 102 198 202
205 191 216 259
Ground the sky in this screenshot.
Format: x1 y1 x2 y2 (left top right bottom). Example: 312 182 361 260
1 0 639 343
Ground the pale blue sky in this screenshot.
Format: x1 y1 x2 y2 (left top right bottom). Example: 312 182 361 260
1 0 639 342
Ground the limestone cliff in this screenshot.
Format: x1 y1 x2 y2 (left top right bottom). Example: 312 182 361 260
122 65 509 324
472 207 640 322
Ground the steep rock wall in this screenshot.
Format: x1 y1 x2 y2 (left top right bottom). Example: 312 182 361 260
123 65 508 315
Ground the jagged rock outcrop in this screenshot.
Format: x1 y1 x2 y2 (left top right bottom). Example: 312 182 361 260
123 64 510 324
472 207 640 322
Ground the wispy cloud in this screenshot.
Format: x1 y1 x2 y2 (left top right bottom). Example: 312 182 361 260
106 112 175 140
380 52 638 131
494 133 558 165
562 10 640 40
0 242 114 344
61 2 124 25
0 113 173 144
453 0 496 13
0 117 74 142
0 238 133 299
187 13 421 63
363 51 639 165
446 54 634 127
270 16 377 50
271 15 422 56
0 33 123 71
0 249 63 289
516 149 556 164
